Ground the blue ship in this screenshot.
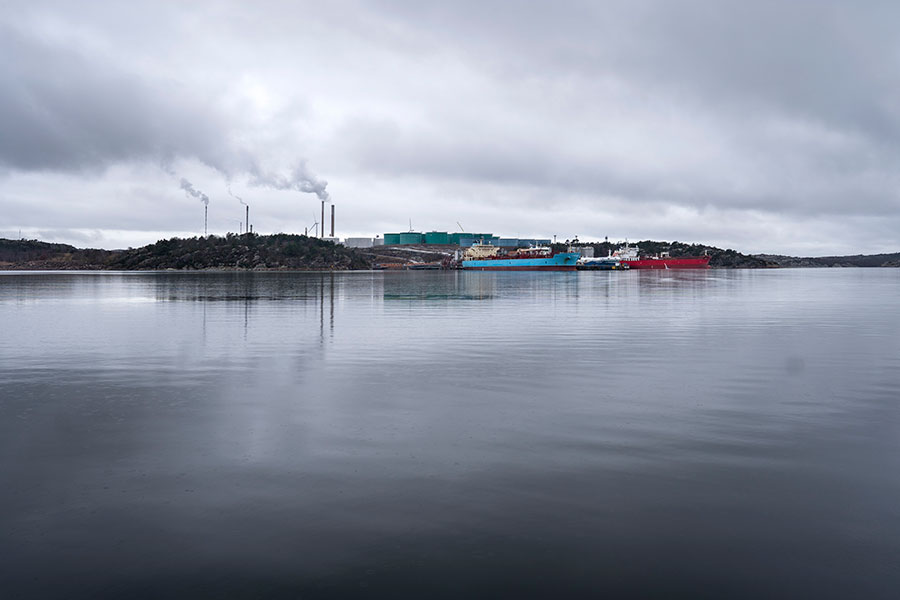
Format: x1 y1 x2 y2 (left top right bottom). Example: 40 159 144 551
462 251 579 271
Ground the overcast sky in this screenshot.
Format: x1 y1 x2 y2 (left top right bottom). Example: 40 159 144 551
2 1 899 255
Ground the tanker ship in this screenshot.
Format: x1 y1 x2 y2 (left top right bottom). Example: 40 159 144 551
461 244 578 271
612 244 710 269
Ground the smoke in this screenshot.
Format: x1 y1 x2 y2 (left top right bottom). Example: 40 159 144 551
291 162 330 201
227 185 246 206
249 161 329 201
180 178 209 206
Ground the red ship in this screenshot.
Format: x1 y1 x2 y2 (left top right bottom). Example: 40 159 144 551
612 244 711 269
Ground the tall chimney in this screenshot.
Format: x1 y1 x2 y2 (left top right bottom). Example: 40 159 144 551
330 205 335 238
245 205 249 235
321 200 325 239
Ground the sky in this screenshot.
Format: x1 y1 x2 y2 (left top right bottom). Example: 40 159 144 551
1 0 899 256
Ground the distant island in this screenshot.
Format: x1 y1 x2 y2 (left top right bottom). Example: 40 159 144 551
0 235 898 270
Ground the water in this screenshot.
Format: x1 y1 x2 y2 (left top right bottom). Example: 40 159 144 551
1 269 899 598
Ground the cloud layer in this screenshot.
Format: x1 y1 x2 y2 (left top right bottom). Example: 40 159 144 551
1 1 899 254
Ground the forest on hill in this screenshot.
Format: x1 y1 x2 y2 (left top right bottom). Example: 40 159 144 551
0 234 370 270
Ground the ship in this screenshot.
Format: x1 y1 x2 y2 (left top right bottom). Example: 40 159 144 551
577 256 629 270
461 243 579 271
610 243 711 269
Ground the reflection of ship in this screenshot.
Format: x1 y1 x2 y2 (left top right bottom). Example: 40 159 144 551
461 243 578 271
611 244 710 269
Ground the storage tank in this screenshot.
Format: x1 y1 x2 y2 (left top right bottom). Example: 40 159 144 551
399 232 424 245
383 233 401 245
425 231 450 244
450 232 494 245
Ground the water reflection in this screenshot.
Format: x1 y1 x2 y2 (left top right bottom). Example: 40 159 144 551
383 270 498 300
1 269 899 598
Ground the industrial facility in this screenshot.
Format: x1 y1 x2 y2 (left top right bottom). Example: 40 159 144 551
377 232 551 248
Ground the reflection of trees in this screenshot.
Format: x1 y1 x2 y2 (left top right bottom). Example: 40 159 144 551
149 272 340 343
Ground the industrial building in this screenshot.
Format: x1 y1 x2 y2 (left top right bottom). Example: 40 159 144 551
334 231 553 248
344 237 374 248
382 231 551 247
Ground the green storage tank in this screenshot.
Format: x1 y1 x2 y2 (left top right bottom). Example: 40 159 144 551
450 232 494 245
425 231 450 244
383 233 401 245
399 232 424 245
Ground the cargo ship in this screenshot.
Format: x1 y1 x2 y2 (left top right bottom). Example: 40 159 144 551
461 244 579 271
611 244 710 269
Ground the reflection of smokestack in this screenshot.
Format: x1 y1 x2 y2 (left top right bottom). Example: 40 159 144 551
330 205 334 237
321 200 325 239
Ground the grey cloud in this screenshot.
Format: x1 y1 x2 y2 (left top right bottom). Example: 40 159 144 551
360 1 900 209
1 0 898 253
338 114 900 219
373 1 900 140
0 25 230 173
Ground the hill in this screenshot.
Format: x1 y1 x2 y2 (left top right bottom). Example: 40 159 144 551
555 240 779 268
0 234 371 270
0 238 116 269
756 253 900 268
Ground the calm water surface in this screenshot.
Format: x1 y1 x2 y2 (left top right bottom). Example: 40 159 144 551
1 269 899 598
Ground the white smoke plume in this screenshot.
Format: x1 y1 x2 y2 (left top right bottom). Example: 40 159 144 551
180 178 209 206
227 185 246 206
249 161 329 201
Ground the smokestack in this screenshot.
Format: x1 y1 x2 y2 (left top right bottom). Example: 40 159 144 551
330 205 335 238
321 200 325 239
180 178 209 236
245 205 249 235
